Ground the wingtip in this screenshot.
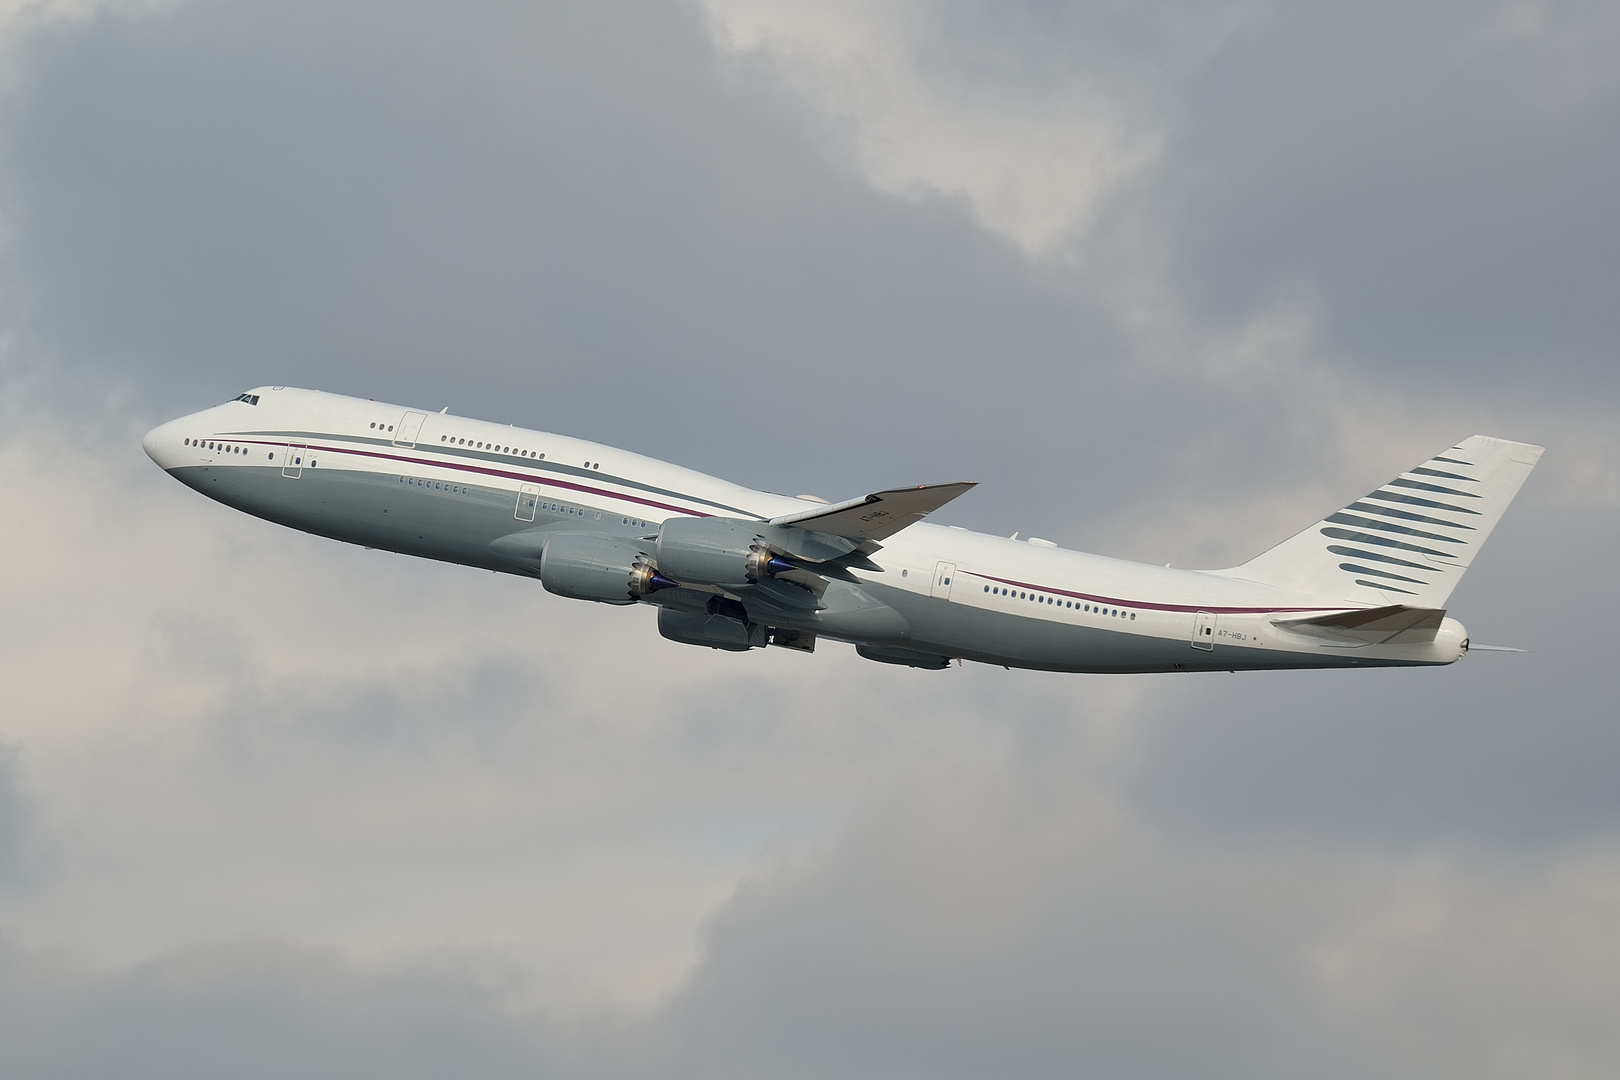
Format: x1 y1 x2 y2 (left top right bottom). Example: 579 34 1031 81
1458 435 1546 462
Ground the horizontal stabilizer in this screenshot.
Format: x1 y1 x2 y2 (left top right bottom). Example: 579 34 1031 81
771 482 976 541
1273 605 1445 646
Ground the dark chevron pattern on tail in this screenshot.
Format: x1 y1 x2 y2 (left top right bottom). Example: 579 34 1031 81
1228 435 1544 606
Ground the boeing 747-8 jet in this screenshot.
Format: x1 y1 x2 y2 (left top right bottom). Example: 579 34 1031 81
144 387 1541 672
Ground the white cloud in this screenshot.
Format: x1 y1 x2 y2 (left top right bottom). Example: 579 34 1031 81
0 0 169 48
699 0 1206 255
1311 851 1620 1078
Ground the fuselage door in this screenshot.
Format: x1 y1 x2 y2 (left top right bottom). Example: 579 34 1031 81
931 561 957 600
281 443 305 478
516 483 540 522
394 412 427 448
1192 610 1217 650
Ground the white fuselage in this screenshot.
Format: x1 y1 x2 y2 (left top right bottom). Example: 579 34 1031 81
143 387 1469 673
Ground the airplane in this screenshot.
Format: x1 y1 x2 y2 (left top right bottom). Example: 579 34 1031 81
142 387 1542 673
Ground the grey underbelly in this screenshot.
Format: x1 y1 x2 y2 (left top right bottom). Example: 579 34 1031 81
171 466 1439 673
169 464 646 569
860 583 1435 673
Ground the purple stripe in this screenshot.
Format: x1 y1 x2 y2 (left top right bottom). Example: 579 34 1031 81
966 571 1345 616
238 439 716 518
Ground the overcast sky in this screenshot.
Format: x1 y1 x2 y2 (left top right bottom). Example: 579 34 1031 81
1 1 1617 1076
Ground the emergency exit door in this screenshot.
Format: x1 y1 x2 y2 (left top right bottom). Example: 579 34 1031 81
1192 610 1217 650
515 484 540 522
393 412 427 447
931 561 957 600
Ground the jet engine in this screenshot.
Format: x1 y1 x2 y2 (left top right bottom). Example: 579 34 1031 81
654 517 797 587
539 533 675 605
855 644 952 669
657 607 766 651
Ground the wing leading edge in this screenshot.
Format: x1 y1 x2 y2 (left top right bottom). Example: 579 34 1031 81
771 482 976 542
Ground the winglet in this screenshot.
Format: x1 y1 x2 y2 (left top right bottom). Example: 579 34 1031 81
770 482 976 541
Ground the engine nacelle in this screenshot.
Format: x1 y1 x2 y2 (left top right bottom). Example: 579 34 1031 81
657 607 766 651
654 516 796 587
539 533 672 605
856 644 952 669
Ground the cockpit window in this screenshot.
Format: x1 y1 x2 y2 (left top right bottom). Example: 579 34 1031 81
233 393 261 405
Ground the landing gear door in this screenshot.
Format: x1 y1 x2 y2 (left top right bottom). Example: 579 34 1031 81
1192 610 1217 650
394 412 427 447
281 443 305 478
931 561 957 600
515 483 539 522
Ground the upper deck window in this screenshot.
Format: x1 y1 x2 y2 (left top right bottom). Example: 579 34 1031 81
233 393 260 405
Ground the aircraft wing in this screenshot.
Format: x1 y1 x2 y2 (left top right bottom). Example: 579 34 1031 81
770 482 976 542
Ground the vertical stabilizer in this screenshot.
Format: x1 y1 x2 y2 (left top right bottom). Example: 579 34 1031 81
1225 436 1543 605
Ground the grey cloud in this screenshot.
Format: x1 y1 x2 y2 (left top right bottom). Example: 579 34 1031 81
7 755 1620 1080
1126 490 1620 849
862 0 1620 395
660 790 1357 1080
656 762 1620 1080
0 0 1617 1077
1150 1 1620 385
5 784 1618 1080
0 0 1403 548
0 939 555 1080
0 0 1137 506
0 745 27 887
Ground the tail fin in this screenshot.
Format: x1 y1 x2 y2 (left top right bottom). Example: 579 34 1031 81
1226 435 1544 606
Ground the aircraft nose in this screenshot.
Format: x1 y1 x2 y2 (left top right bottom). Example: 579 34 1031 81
143 418 183 470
